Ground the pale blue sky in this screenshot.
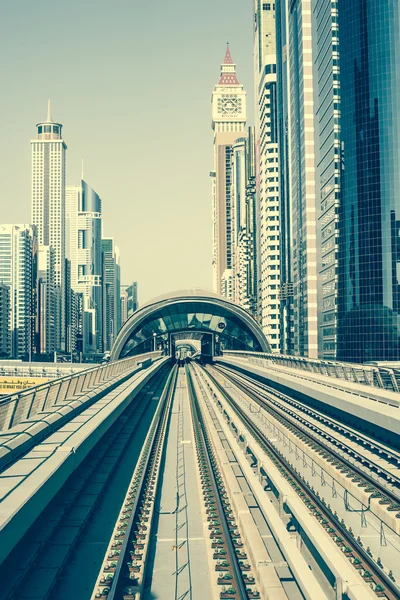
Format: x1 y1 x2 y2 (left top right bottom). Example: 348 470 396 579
0 0 254 303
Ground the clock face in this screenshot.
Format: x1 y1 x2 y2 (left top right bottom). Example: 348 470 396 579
217 95 241 116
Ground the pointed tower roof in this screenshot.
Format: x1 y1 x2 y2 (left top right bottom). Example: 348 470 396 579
218 43 239 86
223 43 234 65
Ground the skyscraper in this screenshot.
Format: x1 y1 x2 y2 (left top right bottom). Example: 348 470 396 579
0 284 10 358
276 0 294 355
337 0 400 362
36 245 55 356
312 0 341 359
102 238 121 351
0 225 37 359
31 101 67 351
121 282 139 325
66 180 103 354
230 127 258 318
211 45 247 298
276 0 318 358
253 0 281 351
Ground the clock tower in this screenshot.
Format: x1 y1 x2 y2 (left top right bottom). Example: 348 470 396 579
211 45 247 296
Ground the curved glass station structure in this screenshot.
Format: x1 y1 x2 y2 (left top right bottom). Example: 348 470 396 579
111 289 270 359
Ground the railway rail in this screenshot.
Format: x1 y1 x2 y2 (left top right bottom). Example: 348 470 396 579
186 364 258 600
91 363 178 599
214 364 400 511
0 364 173 600
198 363 400 600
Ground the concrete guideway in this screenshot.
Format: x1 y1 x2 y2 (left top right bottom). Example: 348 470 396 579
143 367 212 600
191 363 332 600
213 366 400 580
218 357 400 449
195 363 379 600
0 357 169 567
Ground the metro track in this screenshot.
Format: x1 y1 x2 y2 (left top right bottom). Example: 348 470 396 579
0 364 173 600
186 364 259 600
213 364 400 511
198 362 400 600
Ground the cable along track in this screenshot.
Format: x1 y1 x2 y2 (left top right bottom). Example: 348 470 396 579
186 364 260 600
202 364 400 600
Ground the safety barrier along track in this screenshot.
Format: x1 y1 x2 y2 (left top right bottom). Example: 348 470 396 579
0 364 172 600
91 364 179 600
186 364 259 600
202 364 400 600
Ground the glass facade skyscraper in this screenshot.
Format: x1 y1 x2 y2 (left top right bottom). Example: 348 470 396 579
337 0 400 362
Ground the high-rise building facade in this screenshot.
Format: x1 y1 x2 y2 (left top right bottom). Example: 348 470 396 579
230 128 258 319
277 0 318 358
211 46 247 298
276 0 294 355
66 180 103 354
31 102 67 351
121 289 128 325
253 0 281 351
0 284 10 358
36 245 55 356
121 282 139 325
0 225 37 359
312 0 341 359
102 238 121 351
336 0 400 362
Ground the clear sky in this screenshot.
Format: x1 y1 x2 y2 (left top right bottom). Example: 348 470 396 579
0 0 254 304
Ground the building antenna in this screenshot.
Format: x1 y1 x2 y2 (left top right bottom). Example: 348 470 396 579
81 159 84 181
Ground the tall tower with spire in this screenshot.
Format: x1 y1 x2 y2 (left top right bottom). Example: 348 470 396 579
211 45 247 297
31 101 67 351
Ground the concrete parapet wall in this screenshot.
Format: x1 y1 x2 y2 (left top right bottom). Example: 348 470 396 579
0 358 168 566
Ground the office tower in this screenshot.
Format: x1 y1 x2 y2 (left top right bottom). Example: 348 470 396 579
211 45 247 298
276 0 318 358
120 289 128 325
230 128 258 319
66 180 103 354
122 282 139 319
0 284 10 358
36 245 55 356
312 0 341 359
102 238 121 351
336 0 400 362
275 0 294 355
31 101 67 351
253 0 281 349
0 225 37 359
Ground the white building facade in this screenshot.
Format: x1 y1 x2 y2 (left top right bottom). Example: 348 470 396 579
66 180 103 354
0 225 37 359
253 0 281 352
37 244 55 356
211 45 247 299
31 101 67 351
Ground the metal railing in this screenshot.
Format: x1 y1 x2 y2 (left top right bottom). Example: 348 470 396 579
0 352 163 432
221 351 400 393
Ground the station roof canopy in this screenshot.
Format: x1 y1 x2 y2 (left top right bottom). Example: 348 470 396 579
111 289 270 359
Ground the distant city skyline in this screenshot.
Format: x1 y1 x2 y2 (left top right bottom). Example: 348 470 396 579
0 0 255 304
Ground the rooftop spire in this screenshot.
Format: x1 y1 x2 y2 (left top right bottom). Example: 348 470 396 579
223 42 234 65
46 99 53 122
218 43 239 86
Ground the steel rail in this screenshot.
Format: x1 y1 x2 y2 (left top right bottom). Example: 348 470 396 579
105 363 178 600
186 364 251 600
214 364 400 508
203 364 400 600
